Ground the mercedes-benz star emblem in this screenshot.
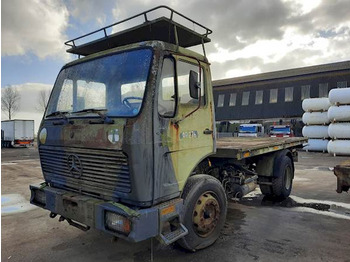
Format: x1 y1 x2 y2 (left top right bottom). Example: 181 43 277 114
67 154 83 178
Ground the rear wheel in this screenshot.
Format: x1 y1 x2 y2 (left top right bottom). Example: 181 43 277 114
259 156 293 199
177 175 227 251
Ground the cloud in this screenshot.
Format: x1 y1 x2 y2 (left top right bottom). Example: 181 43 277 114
3 0 350 83
2 0 69 60
109 0 350 79
68 0 116 26
1 84 53 133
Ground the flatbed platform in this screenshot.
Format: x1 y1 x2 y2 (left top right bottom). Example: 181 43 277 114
215 137 307 160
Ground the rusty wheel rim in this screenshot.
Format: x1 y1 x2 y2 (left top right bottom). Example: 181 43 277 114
192 192 221 237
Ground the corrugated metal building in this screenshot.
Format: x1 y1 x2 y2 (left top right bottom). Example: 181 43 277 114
213 60 350 122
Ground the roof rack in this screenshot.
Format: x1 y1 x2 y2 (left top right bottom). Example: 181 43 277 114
65 6 212 57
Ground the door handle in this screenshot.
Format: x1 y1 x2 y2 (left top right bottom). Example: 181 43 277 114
203 128 213 135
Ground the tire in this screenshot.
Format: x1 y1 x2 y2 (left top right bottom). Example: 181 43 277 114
176 175 227 251
260 156 293 199
272 156 293 198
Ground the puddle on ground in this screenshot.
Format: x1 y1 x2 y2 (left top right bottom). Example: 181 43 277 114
1 194 37 215
237 193 350 220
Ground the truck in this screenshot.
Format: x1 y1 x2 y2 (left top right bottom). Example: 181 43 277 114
238 124 264 137
334 160 350 193
269 125 294 138
30 6 307 251
1 120 34 148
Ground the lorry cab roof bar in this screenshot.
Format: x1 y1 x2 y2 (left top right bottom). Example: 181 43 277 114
65 5 212 57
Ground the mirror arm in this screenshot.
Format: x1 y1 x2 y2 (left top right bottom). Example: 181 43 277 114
173 86 201 126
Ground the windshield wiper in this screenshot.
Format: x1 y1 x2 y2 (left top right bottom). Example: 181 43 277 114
46 110 70 119
46 110 74 125
72 108 114 124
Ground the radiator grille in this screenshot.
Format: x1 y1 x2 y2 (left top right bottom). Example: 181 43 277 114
39 146 131 199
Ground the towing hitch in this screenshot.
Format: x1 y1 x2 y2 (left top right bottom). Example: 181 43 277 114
50 213 90 232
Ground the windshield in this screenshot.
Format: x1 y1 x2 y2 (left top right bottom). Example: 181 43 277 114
270 126 291 134
239 126 257 133
46 48 153 118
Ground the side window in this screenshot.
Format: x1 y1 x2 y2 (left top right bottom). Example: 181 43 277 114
242 91 250 105
158 58 176 117
319 83 328 97
270 89 278 103
301 85 310 100
217 94 225 107
285 87 294 102
229 93 236 106
337 81 347 88
255 90 263 104
177 60 205 106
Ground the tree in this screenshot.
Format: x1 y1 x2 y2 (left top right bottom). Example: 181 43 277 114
36 89 50 112
1 87 20 120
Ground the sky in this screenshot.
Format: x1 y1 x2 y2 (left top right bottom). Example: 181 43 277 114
2 0 350 132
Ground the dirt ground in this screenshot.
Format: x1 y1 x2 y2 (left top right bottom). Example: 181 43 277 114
1 147 350 262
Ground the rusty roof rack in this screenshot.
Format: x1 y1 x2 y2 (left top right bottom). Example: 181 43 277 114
65 6 212 56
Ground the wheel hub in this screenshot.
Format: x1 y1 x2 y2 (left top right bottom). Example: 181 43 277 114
192 192 221 237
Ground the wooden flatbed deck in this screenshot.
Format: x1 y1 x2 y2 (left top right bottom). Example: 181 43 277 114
215 137 307 160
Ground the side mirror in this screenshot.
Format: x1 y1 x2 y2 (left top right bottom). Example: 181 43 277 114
189 70 200 99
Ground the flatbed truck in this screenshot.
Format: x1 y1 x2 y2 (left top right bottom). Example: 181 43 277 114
30 6 307 251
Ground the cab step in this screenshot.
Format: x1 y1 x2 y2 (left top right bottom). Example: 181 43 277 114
159 223 188 245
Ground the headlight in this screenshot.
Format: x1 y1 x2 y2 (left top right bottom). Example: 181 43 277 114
34 190 46 206
39 128 47 144
105 212 131 235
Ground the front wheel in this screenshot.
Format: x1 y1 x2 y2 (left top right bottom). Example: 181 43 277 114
177 175 227 251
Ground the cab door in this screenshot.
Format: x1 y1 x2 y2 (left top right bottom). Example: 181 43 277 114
168 56 215 190
154 55 215 202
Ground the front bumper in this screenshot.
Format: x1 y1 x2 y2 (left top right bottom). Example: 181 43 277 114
30 184 183 242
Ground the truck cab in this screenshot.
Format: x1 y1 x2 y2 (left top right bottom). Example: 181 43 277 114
238 123 264 137
31 6 216 247
269 125 293 137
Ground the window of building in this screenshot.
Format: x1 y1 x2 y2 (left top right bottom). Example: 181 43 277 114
285 87 294 102
319 83 328 97
255 90 263 104
269 89 278 103
337 81 347 88
158 58 175 117
229 93 236 106
217 94 225 107
301 85 310 100
242 91 250 105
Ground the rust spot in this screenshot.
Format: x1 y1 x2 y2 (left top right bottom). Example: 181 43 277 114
171 122 180 149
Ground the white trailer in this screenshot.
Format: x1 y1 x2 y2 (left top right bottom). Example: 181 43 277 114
1 120 34 148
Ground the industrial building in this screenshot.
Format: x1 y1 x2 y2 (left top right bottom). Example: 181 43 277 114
213 60 350 136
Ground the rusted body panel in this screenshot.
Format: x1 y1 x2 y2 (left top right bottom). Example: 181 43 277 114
334 160 350 193
215 137 307 160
